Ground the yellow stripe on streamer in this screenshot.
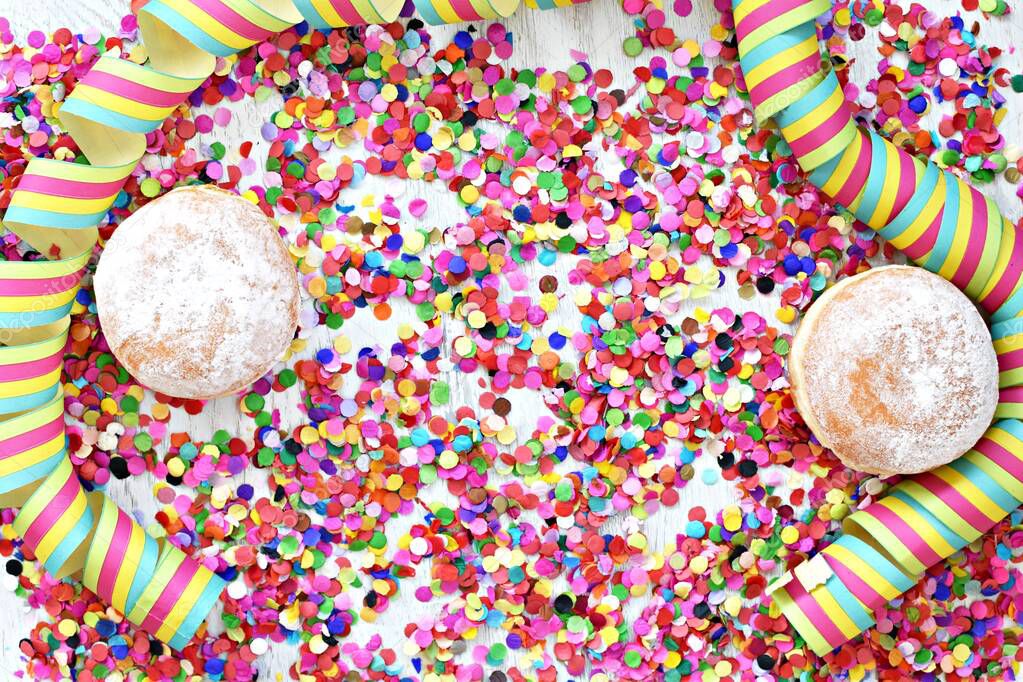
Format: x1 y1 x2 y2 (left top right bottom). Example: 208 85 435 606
887 168 946 254
842 504 927 577
89 55 206 94
811 587 862 641
865 142 912 228
0 433 64 479
0 255 88 285
0 288 78 314
963 449 1023 501
158 0 292 51
986 425 1023 462
0 321 68 364
969 196 1008 300
978 215 1023 307
154 563 216 643
0 368 62 400
926 467 1005 526
769 584 831 655
732 0 774 24
743 35 819 96
303 0 403 25
821 543 903 601
735 0 829 53
127 545 188 625
937 177 977 285
818 129 865 209
11 458 90 579
895 479 984 543
6 190 122 217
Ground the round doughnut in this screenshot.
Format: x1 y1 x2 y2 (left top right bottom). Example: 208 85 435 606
94 185 300 399
788 265 998 476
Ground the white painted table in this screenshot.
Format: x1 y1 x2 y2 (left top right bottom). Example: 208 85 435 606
0 0 1021 678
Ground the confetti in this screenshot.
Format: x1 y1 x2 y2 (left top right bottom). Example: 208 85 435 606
0 1 1021 680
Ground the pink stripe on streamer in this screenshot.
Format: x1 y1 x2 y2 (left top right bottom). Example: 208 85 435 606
912 472 996 534
999 349 1023 372
0 416 63 456
190 0 270 41
449 0 485 19
886 151 919 224
78 71 190 108
973 437 1023 480
748 52 821 108
865 503 944 567
0 351 62 381
0 271 84 296
830 130 872 208
20 473 79 549
979 226 1023 313
901 208 944 261
787 105 850 159
735 0 808 41
822 553 887 611
322 0 368 24
951 186 991 290
138 559 201 633
95 511 133 602
16 175 127 200
784 580 844 648
1001 386 1023 400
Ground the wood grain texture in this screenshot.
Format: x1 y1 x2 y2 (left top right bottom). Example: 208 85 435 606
0 0 1021 678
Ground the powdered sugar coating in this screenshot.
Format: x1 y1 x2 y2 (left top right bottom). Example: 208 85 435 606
789 265 998 475
95 185 299 399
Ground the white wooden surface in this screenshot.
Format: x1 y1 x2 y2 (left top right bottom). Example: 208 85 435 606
0 0 1022 679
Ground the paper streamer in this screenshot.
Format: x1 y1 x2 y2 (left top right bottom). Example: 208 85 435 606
733 0 1023 656
1 0 588 650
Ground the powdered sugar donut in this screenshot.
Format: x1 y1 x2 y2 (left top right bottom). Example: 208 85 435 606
788 265 998 476
95 185 299 399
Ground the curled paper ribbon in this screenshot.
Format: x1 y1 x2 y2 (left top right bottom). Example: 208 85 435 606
2 0 588 649
733 0 1023 656
295 0 582 27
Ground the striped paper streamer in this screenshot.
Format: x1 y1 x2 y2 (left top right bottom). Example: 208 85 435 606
733 0 1023 655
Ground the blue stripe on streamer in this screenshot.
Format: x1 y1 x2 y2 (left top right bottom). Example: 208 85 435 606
992 317 1023 342
411 0 447 24
142 2 237 56
168 572 228 649
738 22 816 74
995 418 1023 443
60 100 163 135
992 256 1023 323
922 171 959 273
3 206 110 230
878 161 940 242
125 532 161 615
42 503 95 577
888 489 969 552
0 450 66 496
807 147 841 189
0 385 60 416
824 575 874 632
853 130 889 225
775 69 839 130
947 457 1020 513
291 0 331 27
832 535 916 591
0 307 74 329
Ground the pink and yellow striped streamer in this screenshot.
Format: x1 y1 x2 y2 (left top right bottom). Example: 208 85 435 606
734 0 1023 656
2 0 589 650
